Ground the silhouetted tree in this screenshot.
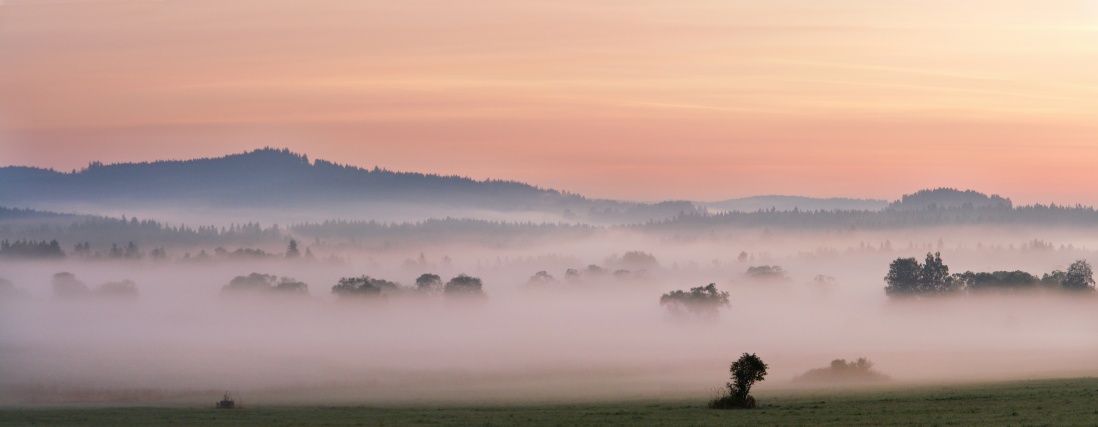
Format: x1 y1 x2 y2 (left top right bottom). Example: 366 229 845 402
223 273 309 296
1041 270 1066 288
274 278 308 294
1062 260 1095 292
527 270 557 285
710 353 768 409
918 252 951 293
286 239 300 258
744 265 787 281
953 270 1038 293
52 272 89 299
885 252 957 297
444 274 484 297
0 239 65 259
124 241 142 259
660 283 730 319
73 242 91 257
415 273 443 294
619 251 659 270
884 257 921 297
108 244 124 258
149 247 167 260
96 280 139 298
332 275 401 298
585 264 606 276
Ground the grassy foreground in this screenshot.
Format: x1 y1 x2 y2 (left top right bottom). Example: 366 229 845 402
2 377 1097 426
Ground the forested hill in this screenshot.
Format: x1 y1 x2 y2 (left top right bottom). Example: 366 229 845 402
0 148 699 223
703 196 888 213
888 188 1012 210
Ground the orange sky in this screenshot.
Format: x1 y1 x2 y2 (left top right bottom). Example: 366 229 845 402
2 0 1098 203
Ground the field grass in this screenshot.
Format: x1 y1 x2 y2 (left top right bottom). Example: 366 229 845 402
3 377 1097 426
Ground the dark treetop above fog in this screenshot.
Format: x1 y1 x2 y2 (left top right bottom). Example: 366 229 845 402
0 148 698 224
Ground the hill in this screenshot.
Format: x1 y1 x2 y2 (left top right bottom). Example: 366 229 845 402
0 148 699 224
888 188 1012 210
701 196 887 213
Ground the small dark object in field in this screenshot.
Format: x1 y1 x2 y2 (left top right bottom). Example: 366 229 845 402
215 391 235 409
794 357 891 384
709 395 756 409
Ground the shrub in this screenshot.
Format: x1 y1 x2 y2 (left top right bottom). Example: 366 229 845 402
794 357 891 384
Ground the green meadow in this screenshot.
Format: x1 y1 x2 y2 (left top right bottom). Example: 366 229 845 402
3 377 1097 426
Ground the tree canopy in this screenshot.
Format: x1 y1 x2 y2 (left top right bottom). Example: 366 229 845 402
884 252 957 297
1062 260 1095 292
444 274 484 297
332 275 401 298
660 283 730 319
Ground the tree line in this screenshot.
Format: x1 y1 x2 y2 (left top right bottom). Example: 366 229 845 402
884 252 1095 297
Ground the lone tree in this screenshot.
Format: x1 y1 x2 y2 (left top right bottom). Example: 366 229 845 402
1061 259 1095 292
885 252 956 297
660 283 730 319
710 353 768 409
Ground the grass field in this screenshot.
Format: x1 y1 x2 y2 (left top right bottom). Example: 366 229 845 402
3 377 1097 426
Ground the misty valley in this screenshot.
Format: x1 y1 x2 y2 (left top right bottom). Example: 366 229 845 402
2 151 1097 413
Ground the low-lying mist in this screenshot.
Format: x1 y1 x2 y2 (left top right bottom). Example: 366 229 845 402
3 225 1097 406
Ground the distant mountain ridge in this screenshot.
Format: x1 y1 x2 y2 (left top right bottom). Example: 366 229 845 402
0 149 1021 224
0 148 699 224
702 195 889 213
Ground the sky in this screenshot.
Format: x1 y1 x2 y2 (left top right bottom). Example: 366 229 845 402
2 0 1098 203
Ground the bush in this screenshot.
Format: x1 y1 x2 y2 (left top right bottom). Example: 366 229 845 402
708 395 756 409
794 357 891 384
